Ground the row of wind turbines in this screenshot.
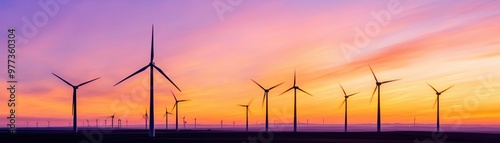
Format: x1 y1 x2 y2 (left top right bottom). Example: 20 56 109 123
51 25 453 138
240 67 453 134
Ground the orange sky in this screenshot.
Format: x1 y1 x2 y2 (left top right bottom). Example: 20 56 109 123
1 0 500 127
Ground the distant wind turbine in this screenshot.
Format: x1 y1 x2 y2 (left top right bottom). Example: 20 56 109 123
109 113 116 128
52 73 100 133
171 90 189 131
338 83 359 133
118 119 122 128
163 107 172 130
183 116 187 129
113 25 181 137
238 99 253 132
104 118 108 128
414 117 416 127
194 118 197 129
142 109 148 129
251 79 283 133
369 66 400 133
280 70 313 132
427 83 454 133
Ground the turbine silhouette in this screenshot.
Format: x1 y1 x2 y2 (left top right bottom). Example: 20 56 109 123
238 99 253 132
280 70 312 132
171 90 189 132
52 73 100 133
142 109 148 129
251 79 283 133
369 66 400 133
114 25 181 137
338 83 359 133
109 113 116 128
427 83 454 133
194 118 197 129
183 116 187 129
163 107 172 130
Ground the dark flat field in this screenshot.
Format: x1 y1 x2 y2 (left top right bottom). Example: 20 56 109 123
2 128 498 143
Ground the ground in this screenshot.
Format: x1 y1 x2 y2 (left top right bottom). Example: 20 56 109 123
1 128 498 143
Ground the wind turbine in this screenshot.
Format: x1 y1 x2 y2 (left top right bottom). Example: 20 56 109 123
280 70 312 132
96 118 99 128
142 109 148 129
109 113 116 128
171 90 189 131
47 121 50 127
369 66 400 133
427 83 454 133
238 99 253 132
113 25 182 137
251 79 283 133
338 83 359 133
163 107 172 130
86 119 90 127
104 118 108 128
194 118 197 129
118 119 122 128
183 116 187 129
52 73 100 133
414 117 416 127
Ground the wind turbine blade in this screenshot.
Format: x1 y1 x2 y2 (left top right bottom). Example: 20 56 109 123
114 65 149 86
170 89 178 101
77 77 100 87
297 87 312 96
178 100 189 102
247 98 254 106
427 83 438 93
153 65 182 92
441 85 455 93
52 73 73 86
381 79 401 84
280 87 294 95
269 82 284 90
171 103 177 113
370 86 377 104
433 97 437 109
151 25 154 63
338 100 346 109
369 66 378 82
294 70 297 86
251 79 265 90
348 92 360 97
339 83 347 96
261 93 265 109
238 104 246 107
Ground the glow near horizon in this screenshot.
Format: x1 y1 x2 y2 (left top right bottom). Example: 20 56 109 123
0 0 500 129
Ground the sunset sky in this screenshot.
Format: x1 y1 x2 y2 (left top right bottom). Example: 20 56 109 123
1 0 500 129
